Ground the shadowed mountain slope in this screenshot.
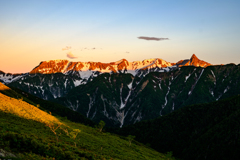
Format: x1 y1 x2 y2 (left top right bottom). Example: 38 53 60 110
111 95 240 160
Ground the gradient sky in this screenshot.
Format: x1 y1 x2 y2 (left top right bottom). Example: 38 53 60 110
1 0 240 73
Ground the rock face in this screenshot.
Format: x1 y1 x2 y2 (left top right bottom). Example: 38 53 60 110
0 148 17 158
177 54 211 67
29 58 175 76
0 54 211 85
0 70 26 84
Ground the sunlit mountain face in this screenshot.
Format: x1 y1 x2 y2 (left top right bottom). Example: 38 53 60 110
0 54 211 84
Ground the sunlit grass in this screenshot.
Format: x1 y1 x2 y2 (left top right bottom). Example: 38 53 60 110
0 92 61 125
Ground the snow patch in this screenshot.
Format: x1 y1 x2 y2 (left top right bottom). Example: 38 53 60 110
224 87 228 93
101 94 109 117
119 86 131 109
185 74 191 82
24 82 29 86
159 82 162 90
161 83 171 115
119 88 125 109
73 80 82 87
189 69 204 96
86 96 93 118
64 79 68 88
134 112 142 124
126 70 137 76
210 90 214 97
127 81 133 89
164 67 170 72
211 70 215 78
78 70 94 79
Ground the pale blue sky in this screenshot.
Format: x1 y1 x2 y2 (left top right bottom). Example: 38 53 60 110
0 0 240 73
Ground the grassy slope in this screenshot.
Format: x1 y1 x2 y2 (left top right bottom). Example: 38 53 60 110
0 86 175 159
0 83 95 127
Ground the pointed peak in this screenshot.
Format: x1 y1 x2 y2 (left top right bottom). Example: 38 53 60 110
190 54 198 60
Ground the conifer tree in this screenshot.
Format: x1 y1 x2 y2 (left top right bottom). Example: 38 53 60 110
127 135 135 146
97 120 105 132
69 129 81 147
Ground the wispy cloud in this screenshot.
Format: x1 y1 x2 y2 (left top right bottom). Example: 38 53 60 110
62 46 71 51
138 36 169 41
66 52 77 59
80 47 103 51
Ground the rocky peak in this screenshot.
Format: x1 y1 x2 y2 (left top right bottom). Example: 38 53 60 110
30 60 70 74
28 55 211 77
29 58 175 75
177 54 211 68
190 54 198 60
189 54 211 67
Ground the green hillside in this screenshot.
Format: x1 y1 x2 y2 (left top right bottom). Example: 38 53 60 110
0 83 175 160
0 84 95 127
112 95 240 160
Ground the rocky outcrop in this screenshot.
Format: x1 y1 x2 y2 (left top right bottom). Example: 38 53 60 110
0 148 17 158
29 58 175 75
177 54 211 67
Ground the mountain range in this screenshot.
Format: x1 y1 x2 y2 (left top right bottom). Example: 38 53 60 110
2 54 239 127
1 54 240 159
0 54 210 84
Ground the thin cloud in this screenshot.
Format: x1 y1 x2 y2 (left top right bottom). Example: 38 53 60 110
62 46 71 51
66 52 77 59
80 47 102 51
138 36 169 41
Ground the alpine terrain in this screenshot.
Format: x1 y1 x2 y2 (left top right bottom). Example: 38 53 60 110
2 54 240 127
0 82 174 159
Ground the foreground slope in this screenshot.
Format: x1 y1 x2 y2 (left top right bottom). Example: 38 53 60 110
112 95 240 160
0 83 174 160
0 82 95 127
